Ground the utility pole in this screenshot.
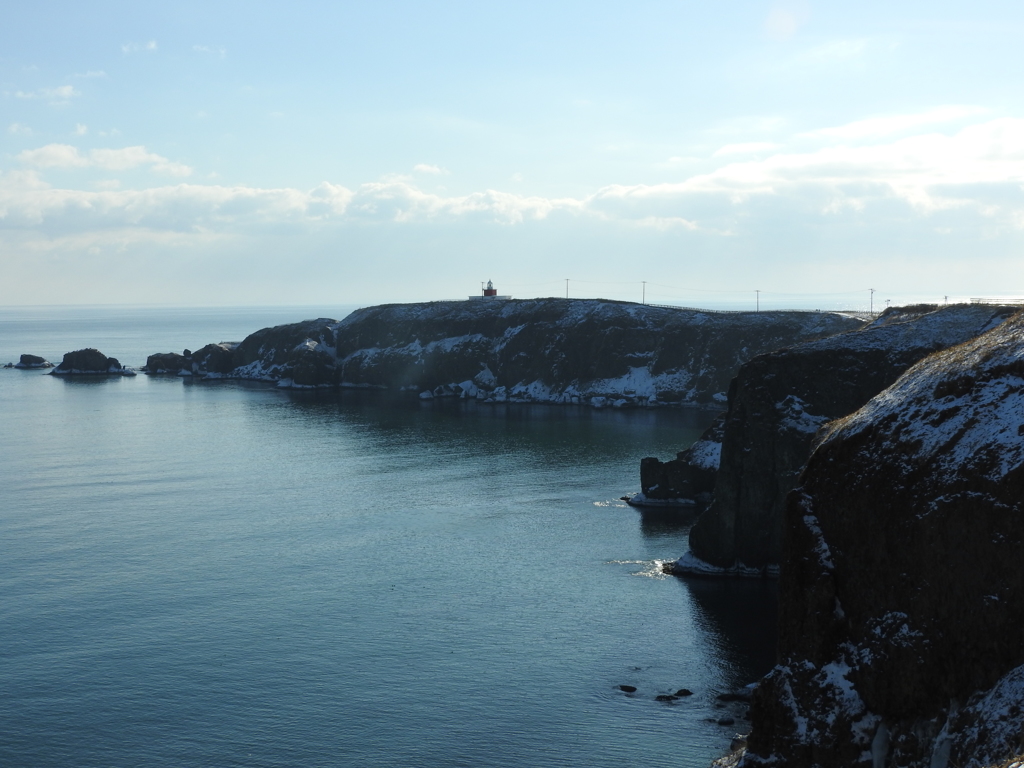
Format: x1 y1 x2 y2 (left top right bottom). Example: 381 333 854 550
642 281 646 305
870 288 875 317
565 279 569 299
755 289 760 312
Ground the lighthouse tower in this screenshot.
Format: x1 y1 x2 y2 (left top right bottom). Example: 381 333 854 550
467 280 511 300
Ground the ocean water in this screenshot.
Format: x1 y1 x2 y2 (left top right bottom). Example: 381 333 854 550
0 306 777 768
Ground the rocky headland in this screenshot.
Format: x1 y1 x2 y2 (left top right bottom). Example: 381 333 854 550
144 299 864 406
658 303 1017 574
734 309 1024 768
50 348 136 376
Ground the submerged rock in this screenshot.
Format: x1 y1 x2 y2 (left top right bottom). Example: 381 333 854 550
50 348 135 376
742 309 1024 768
14 354 54 369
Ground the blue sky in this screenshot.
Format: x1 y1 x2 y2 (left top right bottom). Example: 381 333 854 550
3 1 1024 310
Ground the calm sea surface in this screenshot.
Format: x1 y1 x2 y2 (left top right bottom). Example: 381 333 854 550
0 306 776 768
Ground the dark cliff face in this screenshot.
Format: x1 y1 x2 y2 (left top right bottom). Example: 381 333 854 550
144 352 191 374
163 299 864 404
51 348 127 375
743 310 1024 768
686 304 1017 571
15 354 53 369
639 413 724 502
332 300 861 403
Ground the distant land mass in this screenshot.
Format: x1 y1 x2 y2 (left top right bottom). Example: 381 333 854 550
143 298 865 407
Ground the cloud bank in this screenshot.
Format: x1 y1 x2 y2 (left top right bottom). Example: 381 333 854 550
6 115 1024 233
16 144 193 177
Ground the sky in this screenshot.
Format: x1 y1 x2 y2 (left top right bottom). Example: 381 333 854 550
3 0 1024 311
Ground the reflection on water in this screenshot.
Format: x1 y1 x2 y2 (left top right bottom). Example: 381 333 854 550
3 355 779 768
683 576 779 689
635 505 706 540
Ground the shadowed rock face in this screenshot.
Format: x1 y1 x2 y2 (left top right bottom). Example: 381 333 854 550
743 310 1024 768
162 299 864 403
15 354 53 369
51 348 126 374
685 304 1017 571
144 352 191 374
639 413 724 502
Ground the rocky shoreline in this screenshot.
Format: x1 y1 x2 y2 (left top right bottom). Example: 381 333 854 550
130 299 864 408
643 303 1019 573
9 299 1023 763
673 308 1024 767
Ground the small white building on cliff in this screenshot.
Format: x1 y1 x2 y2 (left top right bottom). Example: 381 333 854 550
468 280 511 300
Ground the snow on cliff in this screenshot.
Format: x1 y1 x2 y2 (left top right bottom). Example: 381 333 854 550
682 302 1019 572
742 309 1024 768
175 298 865 406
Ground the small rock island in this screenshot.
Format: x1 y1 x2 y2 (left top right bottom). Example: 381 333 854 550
13 354 54 369
50 349 136 376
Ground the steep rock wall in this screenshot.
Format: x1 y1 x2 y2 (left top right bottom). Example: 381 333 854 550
636 413 724 503
741 310 1024 768
682 304 1016 571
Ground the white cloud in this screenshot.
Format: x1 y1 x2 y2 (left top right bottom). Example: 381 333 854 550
14 85 79 105
805 106 987 140
74 124 88 136
17 144 193 177
352 181 581 224
17 144 89 168
122 40 157 54
413 164 447 175
587 117 1024 219
5 116 1024 241
73 70 107 79
8 122 32 135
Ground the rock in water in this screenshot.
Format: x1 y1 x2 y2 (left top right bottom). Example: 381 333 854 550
635 413 724 504
144 352 191 374
744 309 1024 768
679 303 1017 573
51 348 133 375
14 354 53 369
191 342 239 376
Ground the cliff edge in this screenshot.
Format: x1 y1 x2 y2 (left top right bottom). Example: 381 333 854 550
147 299 864 406
672 303 1016 573
740 309 1024 768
